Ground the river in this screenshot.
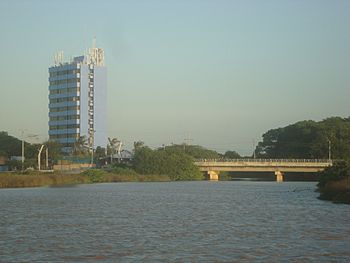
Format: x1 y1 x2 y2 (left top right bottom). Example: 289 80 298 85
1 181 350 262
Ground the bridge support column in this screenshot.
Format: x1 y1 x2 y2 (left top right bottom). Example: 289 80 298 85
275 171 284 182
208 171 219 181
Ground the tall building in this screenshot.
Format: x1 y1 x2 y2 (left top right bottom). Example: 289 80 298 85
48 41 107 153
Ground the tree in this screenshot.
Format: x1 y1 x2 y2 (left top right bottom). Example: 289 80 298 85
224 150 241 159
133 144 203 180
133 146 155 174
133 141 145 151
46 140 62 165
0 150 8 158
255 117 350 159
0 131 40 160
95 146 106 159
317 160 350 204
0 131 22 156
318 160 350 188
160 144 219 159
73 135 88 156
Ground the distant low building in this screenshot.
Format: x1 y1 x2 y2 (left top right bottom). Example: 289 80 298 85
100 150 133 166
0 156 6 165
53 161 95 172
0 156 8 172
0 166 8 172
10 156 24 161
52 156 96 171
112 150 133 162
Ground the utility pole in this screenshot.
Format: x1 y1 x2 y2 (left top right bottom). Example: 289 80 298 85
328 138 331 161
91 148 94 167
90 130 95 167
90 140 94 167
20 129 25 171
183 133 193 152
46 147 49 169
252 139 256 159
38 145 45 171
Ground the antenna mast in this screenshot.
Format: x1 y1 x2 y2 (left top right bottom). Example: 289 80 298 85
92 36 96 49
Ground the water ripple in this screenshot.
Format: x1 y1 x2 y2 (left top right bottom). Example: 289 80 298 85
0 182 350 262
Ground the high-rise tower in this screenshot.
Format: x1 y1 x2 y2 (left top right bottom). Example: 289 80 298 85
48 41 107 153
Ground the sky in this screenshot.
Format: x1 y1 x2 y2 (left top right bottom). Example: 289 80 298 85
0 0 349 155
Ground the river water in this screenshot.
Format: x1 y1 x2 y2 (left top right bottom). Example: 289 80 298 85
0 181 350 262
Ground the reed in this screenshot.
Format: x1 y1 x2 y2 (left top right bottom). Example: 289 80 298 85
318 177 350 204
0 170 171 188
0 172 88 188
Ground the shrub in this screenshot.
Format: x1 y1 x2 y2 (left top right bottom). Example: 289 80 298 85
318 160 350 188
317 160 350 204
133 146 203 181
110 167 139 176
82 169 109 183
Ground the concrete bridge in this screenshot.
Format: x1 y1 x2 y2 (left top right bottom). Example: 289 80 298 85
194 159 332 182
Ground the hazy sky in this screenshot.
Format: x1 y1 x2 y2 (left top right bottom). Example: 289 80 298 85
0 0 349 155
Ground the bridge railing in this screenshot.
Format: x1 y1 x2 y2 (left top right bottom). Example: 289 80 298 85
194 158 332 163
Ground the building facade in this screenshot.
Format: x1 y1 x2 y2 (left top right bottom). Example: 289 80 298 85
48 43 107 153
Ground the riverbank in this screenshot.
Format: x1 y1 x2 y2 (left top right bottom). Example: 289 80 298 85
318 178 350 204
0 169 171 188
317 160 350 204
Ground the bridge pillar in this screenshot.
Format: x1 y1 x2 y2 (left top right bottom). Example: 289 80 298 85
275 171 284 182
208 171 219 181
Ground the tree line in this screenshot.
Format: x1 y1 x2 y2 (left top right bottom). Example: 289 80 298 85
255 117 350 159
1 116 349 181
131 143 220 180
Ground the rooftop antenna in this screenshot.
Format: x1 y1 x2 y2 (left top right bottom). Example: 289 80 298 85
93 36 96 49
183 133 193 152
54 51 64 65
184 133 193 145
88 36 104 66
252 138 256 159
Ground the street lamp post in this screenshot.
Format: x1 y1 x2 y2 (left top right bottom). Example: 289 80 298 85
21 133 24 171
91 146 94 167
90 131 95 167
328 138 331 161
19 131 39 171
252 139 256 159
38 145 45 171
46 147 49 169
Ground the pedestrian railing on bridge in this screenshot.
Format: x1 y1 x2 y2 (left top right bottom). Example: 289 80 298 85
194 159 333 181
194 158 332 164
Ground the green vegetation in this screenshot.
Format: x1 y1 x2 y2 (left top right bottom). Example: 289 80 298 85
133 144 205 181
0 131 22 157
0 131 63 170
2 116 349 195
0 142 223 187
253 117 350 204
0 131 52 161
170 144 219 159
223 150 241 159
0 131 225 185
317 161 350 204
0 169 171 188
255 117 350 159
0 171 90 188
82 169 170 183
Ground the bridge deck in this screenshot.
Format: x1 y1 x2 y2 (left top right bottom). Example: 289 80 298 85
195 159 332 173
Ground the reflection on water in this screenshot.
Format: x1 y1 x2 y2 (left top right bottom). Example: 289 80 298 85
1 182 350 262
